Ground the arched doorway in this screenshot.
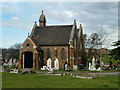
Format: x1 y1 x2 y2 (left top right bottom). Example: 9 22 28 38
24 51 33 68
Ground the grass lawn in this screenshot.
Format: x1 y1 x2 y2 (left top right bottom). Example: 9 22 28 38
2 72 119 88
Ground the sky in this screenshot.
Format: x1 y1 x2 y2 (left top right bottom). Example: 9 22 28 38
1 1 119 49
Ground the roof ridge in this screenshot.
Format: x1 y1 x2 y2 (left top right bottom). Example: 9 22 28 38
37 25 73 27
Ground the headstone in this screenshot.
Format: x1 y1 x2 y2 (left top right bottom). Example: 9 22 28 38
13 59 16 66
65 64 68 71
41 66 47 70
10 68 18 73
9 58 13 66
19 68 32 74
96 67 100 71
15 62 18 67
80 64 84 70
88 56 98 71
88 63 91 70
92 56 95 67
54 58 59 70
48 68 54 74
5 59 8 62
47 58 52 70
73 65 78 71
64 62 67 70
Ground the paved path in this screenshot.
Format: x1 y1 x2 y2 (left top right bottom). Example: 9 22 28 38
34 70 119 75
88 72 119 75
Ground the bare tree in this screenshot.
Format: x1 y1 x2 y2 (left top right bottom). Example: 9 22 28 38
85 25 111 77
2 43 22 62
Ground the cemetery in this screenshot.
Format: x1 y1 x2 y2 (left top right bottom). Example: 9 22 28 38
1 47 119 88
2 72 119 88
1 56 119 88
1 4 119 88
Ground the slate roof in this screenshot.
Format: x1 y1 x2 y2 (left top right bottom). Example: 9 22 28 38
31 25 73 46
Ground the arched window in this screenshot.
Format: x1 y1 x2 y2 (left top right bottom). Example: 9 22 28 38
47 48 51 59
61 48 66 60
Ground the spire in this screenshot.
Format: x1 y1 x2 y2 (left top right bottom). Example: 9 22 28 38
28 32 30 37
80 24 82 28
69 20 77 43
39 10 46 26
30 21 37 38
33 21 37 29
74 20 76 25
80 24 83 37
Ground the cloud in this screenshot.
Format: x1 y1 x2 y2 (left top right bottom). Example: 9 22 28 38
11 17 20 21
62 11 77 18
3 16 32 31
49 10 78 23
2 2 118 49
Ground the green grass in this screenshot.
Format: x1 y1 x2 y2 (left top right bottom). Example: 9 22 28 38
2 72 119 88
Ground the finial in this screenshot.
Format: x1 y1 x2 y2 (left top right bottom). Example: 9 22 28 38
80 24 82 27
34 21 37 27
28 32 30 37
42 10 43 14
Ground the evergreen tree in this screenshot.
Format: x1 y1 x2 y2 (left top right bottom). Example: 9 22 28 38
110 40 120 60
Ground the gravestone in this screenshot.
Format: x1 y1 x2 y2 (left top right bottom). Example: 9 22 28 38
41 66 47 70
48 68 54 74
10 68 18 73
15 62 18 67
88 63 91 70
88 56 96 71
8 58 13 66
73 65 78 71
5 59 8 62
54 58 59 70
13 59 16 66
64 63 68 71
92 56 95 67
47 58 52 70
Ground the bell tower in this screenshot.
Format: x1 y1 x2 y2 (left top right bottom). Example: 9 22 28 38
39 10 46 26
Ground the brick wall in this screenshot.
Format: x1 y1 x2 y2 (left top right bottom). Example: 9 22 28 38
40 46 68 69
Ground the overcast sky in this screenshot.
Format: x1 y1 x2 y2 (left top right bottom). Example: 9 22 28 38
1 2 118 49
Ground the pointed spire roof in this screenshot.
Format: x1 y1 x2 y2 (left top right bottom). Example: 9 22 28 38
30 21 37 38
69 20 77 42
78 24 83 38
39 10 46 23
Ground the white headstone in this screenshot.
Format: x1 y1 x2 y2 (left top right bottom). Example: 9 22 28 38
96 67 100 71
65 64 68 70
15 62 18 67
92 56 95 67
47 58 52 70
54 58 59 70
13 59 16 65
88 63 91 70
9 58 13 66
73 65 78 71
5 59 8 62
88 57 97 71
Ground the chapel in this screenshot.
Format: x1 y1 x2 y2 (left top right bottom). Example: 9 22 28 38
18 11 85 69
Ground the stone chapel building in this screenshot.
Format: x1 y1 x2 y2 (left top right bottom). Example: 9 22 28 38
18 11 85 69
